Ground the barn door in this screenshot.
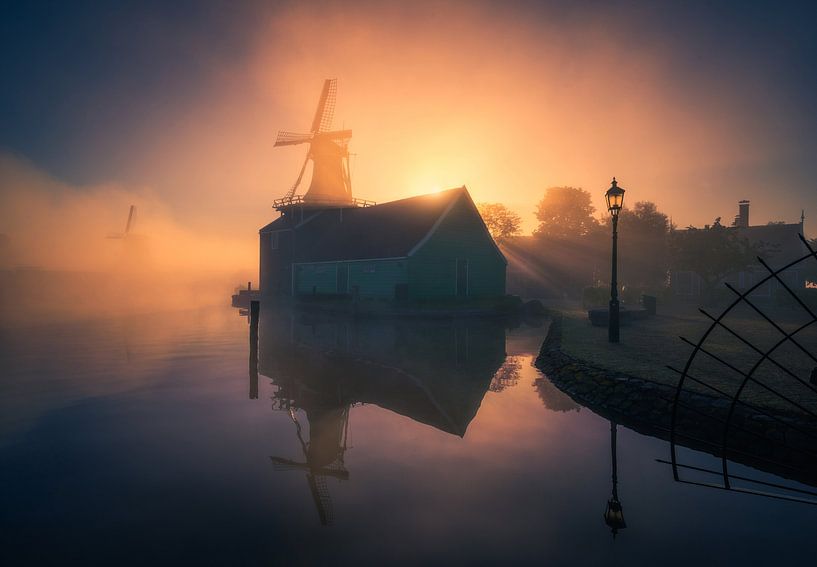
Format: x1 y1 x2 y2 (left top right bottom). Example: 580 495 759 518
456 259 469 297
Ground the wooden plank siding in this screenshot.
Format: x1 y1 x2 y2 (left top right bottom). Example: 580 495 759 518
295 263 337 295
295 259 408 297
348 260 408 297
259 229 294 296
407 197 506 299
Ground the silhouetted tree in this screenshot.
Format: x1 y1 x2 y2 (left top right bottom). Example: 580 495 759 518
534 187 598 238
671 221 761 299
605 201 671 291
477 203 522 239
489 357 522 392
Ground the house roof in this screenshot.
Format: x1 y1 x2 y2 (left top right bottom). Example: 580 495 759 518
738 223 806 265
673 222 807 266
260 186 500 263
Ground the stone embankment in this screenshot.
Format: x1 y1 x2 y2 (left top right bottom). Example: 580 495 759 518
534 316 817 487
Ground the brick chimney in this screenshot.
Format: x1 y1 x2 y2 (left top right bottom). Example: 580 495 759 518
737 200 750 228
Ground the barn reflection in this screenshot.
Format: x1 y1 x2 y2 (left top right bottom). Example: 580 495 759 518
251 308 508 525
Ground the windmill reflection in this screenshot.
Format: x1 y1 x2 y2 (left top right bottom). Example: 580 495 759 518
250 307 507 525
269 404 350 527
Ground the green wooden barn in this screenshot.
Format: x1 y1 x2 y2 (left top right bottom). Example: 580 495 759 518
259 187 506 302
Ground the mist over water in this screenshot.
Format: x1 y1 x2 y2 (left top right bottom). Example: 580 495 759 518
0 153 254 322
1 306 814 565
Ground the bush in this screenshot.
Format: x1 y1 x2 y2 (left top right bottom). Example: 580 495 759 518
582 286 608 308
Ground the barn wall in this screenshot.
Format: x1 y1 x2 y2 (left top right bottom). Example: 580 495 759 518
294 259 408 297
260 227 293 296
348 260 407 297
408 197 506 299
295 263 338 295
259 232 272 294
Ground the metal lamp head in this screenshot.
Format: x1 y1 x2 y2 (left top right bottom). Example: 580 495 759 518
605 177 625 217
604 497 626 536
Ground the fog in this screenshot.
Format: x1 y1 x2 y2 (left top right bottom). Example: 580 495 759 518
112 2 807 232
1 1 811 319
0 154 253 320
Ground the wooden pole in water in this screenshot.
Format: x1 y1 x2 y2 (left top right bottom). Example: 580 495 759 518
249 300 260 399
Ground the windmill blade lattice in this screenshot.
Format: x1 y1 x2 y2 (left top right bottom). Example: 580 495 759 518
311 78 337 133
274 131 313 147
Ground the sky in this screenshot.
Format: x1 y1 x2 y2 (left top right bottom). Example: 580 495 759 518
1 0 816 269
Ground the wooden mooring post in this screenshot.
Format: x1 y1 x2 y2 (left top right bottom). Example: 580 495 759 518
249 300 260 399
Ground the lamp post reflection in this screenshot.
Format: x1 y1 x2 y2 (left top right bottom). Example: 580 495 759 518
603 420 626 537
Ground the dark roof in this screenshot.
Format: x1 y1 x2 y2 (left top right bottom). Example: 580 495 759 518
674 222 807 265
260 186 478 262
738 223 806 264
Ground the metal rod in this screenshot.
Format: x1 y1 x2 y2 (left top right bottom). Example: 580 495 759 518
668 362 817 445
680 337 817 419
698 309 817 397
609 215 620 343
725 283 817 365
655 460 817 502
758 256 817 320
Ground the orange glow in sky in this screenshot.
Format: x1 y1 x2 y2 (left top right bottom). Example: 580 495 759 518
1 2 812 273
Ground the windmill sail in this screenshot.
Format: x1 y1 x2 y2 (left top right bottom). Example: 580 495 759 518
310 79 337 133
106 205 137 239
124 205 136 234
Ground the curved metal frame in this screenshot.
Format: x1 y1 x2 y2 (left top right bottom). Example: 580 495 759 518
668 234 817 503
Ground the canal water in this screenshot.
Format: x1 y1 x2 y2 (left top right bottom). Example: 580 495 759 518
1 304 815 565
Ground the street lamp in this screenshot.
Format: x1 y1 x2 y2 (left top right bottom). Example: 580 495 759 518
605 177 625 343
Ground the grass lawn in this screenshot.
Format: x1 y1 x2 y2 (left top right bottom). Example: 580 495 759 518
558 303 817 416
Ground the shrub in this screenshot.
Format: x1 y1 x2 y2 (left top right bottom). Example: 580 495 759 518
582 286 608 308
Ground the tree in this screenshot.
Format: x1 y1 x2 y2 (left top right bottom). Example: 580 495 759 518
670 221 761 299
477 203 522 239
606 201 671 291
534 186 598 238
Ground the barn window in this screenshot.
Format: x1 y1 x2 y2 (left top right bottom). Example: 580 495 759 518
270 232 280 250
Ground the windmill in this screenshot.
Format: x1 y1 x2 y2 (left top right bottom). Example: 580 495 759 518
106 205 137 239
105 204 148 270
273 79 355 206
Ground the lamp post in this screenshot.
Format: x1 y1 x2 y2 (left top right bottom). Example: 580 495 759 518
605 178 625 343
603 421 626 538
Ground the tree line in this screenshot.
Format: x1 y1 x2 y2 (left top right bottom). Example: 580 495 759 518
479 187 816 300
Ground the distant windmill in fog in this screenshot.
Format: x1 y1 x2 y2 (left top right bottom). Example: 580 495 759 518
273 78 354 205
105 205 148 270
106 205 138 240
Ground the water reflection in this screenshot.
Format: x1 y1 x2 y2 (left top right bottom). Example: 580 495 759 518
603 421 626 537
2 304 816 564
251 307 508 524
